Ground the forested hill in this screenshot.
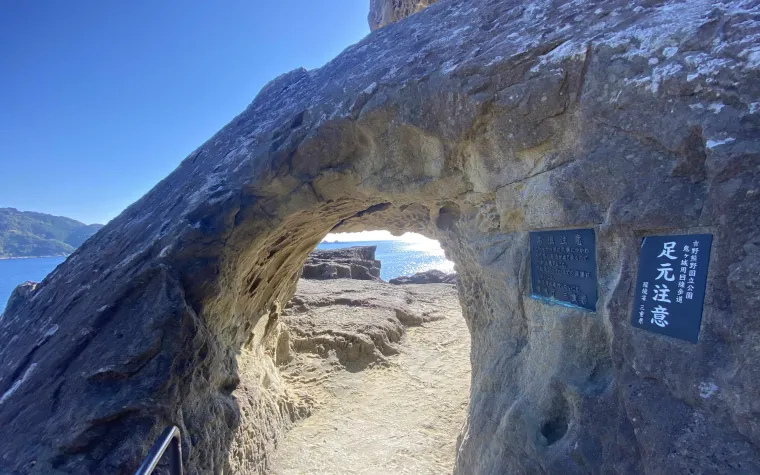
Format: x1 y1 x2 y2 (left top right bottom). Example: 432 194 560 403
0 208 104 258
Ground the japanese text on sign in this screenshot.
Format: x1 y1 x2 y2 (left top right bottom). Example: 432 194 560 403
631 234 712 343
530 228 597 311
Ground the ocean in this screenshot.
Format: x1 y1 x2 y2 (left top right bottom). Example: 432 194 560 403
0 241 453 314
0 256 66 314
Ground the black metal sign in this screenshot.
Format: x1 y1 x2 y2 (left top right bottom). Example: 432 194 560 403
530 228 597 311
630 234 712 343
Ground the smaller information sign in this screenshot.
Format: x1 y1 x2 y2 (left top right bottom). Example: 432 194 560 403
630 234 713 343
529 228 597 311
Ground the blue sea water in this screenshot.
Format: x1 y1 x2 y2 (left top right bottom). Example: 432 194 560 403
0 241 454 314
0 257 66 314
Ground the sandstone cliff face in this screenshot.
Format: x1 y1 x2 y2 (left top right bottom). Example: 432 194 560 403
1 0 760 474
368 0 439 31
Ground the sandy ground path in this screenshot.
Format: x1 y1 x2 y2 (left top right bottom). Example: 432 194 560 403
270 286 471 475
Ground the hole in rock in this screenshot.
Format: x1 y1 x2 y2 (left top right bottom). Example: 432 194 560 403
436 203 460 231
540 391 572 447
268 229 471 473
541 415 569 446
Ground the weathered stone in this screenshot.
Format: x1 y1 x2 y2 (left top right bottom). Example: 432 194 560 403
301 246 381 280
368 0 439 31
282 279 443 371
1 0 760 474
273 278 466 473
389 269 456 284
1 281 38 319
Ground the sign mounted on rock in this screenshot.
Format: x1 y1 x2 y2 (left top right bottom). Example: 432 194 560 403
630 234 713 343
529 228 597 311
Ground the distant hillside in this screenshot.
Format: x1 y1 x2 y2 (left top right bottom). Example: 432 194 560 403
0 208 104 258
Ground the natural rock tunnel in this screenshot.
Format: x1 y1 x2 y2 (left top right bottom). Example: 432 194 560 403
1 0 760 474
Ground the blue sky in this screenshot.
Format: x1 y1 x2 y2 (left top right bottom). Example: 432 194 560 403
0 1 370 225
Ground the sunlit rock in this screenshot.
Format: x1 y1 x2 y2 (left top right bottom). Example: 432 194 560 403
368 0 439 31
300 246 381 280
389 269 456 284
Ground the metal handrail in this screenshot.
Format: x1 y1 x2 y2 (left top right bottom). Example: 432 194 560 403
135 425 183 475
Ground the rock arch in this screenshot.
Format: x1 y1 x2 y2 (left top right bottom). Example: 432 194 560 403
2 0 760 473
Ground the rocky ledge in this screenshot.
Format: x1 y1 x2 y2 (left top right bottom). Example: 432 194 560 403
1 281 37 318
271 277 468 473
281 279 451 370
390 269 457 285
301 246 381 281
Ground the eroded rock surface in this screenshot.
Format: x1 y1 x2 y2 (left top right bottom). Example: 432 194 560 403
301 246 381 281
368 0 439 31
1 281 38 318
1 0 760 474
389 269 457 284
272 280 469 474
282 279 447 370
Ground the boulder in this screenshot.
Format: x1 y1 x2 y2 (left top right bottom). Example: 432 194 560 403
1 0 759 474
389 269 456 285
1 281 38 319
301 246 381 280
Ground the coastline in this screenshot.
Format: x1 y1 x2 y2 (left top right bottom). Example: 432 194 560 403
0 254 69 261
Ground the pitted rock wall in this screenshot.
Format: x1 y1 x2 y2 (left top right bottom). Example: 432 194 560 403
1 0 759 474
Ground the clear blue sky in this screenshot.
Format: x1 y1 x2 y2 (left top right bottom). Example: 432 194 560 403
0 1 370 225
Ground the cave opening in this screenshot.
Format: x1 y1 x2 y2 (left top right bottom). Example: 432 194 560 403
318 230 455 280
263 229 471 473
